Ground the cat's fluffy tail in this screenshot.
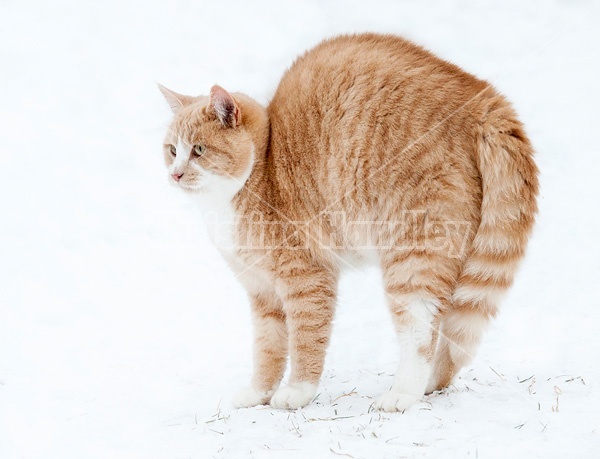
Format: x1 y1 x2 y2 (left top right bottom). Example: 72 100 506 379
429 92 539 391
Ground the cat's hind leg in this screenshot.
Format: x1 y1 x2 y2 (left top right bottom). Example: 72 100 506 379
375 295 441 412
375 250 454 412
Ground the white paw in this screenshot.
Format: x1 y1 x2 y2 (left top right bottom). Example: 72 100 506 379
270 382 317 409
425 377 442 395
375 391 421 412
232 386 274 408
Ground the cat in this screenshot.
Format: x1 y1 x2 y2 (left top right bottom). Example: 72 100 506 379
158 33 538 412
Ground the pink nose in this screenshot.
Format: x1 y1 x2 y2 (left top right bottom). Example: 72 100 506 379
172 173 183 182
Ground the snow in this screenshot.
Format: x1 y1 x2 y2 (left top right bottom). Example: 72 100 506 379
1 0 599 457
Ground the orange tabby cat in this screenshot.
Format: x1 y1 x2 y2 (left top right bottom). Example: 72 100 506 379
159 33 538 412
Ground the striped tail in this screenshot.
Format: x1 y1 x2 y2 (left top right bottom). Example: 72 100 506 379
428 92 539 392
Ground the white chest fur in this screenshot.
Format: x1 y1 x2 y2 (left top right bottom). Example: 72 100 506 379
201 199 238 256
194 195 273 296
187 163 244 257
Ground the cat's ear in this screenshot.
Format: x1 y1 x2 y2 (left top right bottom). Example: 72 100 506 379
157 83 195 113
207 85 241 128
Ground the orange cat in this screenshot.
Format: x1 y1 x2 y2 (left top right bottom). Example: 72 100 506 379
159 33 538 412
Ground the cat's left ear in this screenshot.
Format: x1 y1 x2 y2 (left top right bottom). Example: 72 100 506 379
208 85 241 128
158 83 195 113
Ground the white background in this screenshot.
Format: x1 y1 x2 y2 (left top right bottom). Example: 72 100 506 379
1 1 599 457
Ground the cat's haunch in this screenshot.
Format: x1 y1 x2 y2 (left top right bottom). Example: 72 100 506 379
159 33 538 412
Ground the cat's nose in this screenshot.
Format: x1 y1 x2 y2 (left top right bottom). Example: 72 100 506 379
172 172 183 182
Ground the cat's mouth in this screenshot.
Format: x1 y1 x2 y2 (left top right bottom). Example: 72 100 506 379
177 182 206 193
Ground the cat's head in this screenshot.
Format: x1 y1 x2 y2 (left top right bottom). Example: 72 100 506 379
158 84 268 199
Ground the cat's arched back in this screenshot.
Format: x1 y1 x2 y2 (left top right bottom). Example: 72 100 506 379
159 33 538 411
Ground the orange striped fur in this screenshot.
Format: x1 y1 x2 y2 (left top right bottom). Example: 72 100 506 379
159 33 539 411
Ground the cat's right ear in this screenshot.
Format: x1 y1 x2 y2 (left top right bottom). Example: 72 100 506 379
207 85 241 128
157 84 195 113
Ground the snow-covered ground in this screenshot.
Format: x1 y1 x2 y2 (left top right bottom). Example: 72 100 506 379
1 1 599 457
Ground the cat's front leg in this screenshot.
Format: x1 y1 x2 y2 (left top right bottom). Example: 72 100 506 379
270 262 338 409
232 292 288 408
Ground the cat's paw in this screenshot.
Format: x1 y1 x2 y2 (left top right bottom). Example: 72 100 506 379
270 382 317 409
232 386 274 408
425 378 444 395
374 391 421 412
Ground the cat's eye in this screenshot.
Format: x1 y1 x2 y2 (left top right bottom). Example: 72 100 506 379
169 145 176 157
193 144 205 157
